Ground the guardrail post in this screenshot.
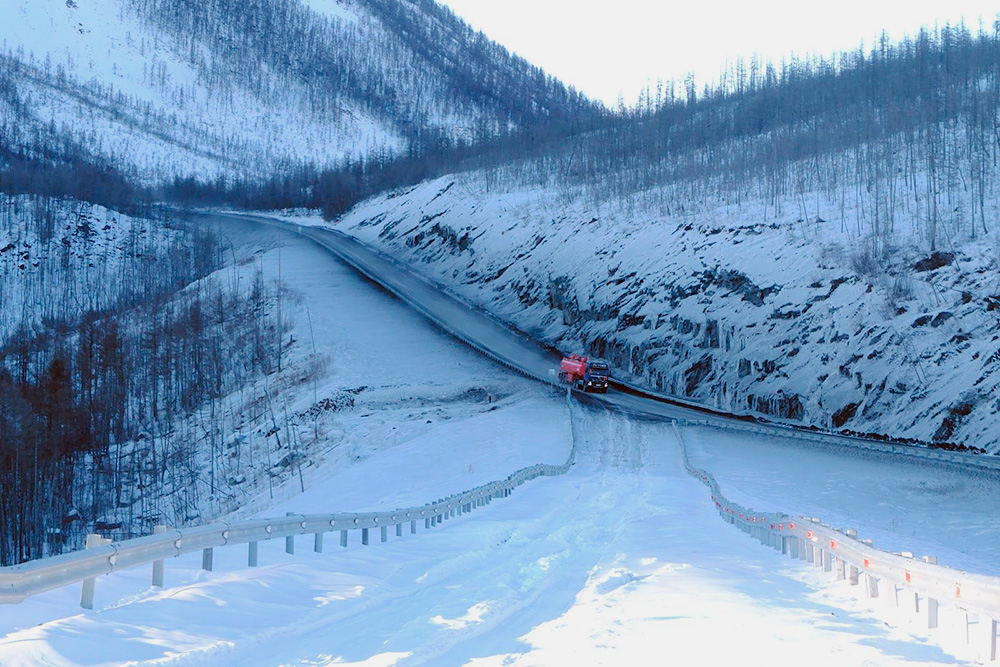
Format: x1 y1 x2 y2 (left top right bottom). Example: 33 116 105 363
396 523 403 537
202 547 214 572
340 530 348 548
411 520 417 534
152 525 167 587
381 526 388 543
927 596 939 630
866 574 879 598
362 528 369 545
314 532 323 554
285 512 296 555
835 557 845 580
823 550 833 573
80 533 102 610
249 541 259 567
990 618 998 662
849 564 859 585
425 517 431 529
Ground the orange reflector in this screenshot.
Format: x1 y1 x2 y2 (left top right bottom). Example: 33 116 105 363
807 531 814 539
905 571 911 583
778 524 783 531
864 558 870 568
830 540 838 549
956 586 962 598
789 522 795 529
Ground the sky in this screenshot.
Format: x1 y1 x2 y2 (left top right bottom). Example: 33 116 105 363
438 0 999 107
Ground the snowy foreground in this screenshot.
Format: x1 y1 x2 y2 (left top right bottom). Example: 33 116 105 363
0 221 990 665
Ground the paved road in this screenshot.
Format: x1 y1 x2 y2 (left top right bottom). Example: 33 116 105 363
197 212 1000 472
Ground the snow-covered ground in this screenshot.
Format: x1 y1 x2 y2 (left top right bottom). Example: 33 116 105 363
0 218 994 665
0 403 982 666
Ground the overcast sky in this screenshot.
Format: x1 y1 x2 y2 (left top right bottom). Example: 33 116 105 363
438 0 998 107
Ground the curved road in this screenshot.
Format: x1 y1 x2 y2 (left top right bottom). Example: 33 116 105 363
200 212 1000 473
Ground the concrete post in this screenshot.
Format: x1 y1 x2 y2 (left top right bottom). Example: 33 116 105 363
80 534 102 610
152 525 167 587
285 512 296 555
314 532 323 554
202 547 213 572
362 528 369 545
340 530 348 548
249 541 259 567
381 526 388 543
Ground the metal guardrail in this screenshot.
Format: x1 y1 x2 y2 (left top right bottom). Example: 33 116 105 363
615 378 1000 473
0 402 576 607
672 421 1000 661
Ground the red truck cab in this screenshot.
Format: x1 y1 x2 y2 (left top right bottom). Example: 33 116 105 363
559 354 610 393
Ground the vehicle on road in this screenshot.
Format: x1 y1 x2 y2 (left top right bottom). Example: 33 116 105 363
559 354 610 393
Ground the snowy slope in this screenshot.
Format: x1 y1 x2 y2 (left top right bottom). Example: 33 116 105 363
0 0 394 181
0 0 590 183
0 196 199 345
289 162 1000 453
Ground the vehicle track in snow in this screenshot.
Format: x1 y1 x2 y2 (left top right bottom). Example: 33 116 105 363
208 403 960 666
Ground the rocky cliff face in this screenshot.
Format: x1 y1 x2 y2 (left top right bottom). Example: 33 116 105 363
306 171 1000 453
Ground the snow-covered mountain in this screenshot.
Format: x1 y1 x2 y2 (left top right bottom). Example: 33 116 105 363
0 0 593 183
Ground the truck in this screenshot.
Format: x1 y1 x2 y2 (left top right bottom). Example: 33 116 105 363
558 354 610 393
